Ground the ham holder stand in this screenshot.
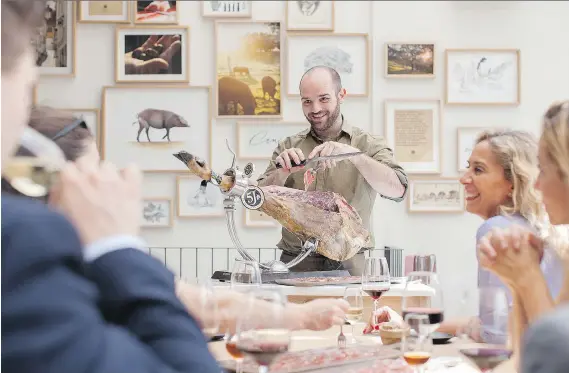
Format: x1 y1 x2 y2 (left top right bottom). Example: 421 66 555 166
207 141 350 283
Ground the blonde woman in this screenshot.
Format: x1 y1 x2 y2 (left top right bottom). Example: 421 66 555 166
437 129 564 343
478 101 569 372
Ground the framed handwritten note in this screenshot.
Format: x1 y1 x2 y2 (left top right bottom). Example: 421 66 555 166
236 121 307 160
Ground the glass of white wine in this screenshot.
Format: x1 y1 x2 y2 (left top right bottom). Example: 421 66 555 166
343 287 363 344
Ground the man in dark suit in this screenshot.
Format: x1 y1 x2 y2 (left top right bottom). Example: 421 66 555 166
1 1 220 372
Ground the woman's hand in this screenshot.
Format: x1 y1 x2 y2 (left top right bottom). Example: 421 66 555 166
294 298 349 331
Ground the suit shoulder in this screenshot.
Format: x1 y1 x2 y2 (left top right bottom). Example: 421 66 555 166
2 194 70 230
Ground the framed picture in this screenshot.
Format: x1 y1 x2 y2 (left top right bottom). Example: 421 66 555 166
236 121 307 160
78 1 131 23
286 1 334 31
385 43 435 78
244 208 279 228
176 176 224 218
141 198 173 228
408 178 465 213
286 33 370 97
215 21 282 118
33 0 76 76
133 1 178 24
59 109 102 153
101 85 212 172
115 25 189 83
384 99 442 174
202 1 252 18
445 49 521 105
456 127 497 172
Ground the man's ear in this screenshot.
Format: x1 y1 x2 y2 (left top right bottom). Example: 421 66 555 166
338 88 347 103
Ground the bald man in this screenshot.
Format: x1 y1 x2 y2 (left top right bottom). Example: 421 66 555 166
257 66 408 275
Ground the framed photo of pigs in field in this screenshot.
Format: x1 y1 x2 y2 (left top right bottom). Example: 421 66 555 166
101 85 212 172
285 33 370 97
115 25 189 83
214 20 283 118
408 177 465 213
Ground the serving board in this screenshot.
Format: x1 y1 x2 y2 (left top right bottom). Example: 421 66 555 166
219 345 400 373
274 276 406 287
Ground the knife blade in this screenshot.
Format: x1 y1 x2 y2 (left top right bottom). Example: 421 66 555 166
274 151 364 169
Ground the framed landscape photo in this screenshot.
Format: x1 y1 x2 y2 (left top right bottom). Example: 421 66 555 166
59 109 102 152
244 208 279 228
115 25 189 83
134 1 178 24
408 178 465 213
384 99 442 174
101 85 212 172
286 1 334 31
176 176 225 218
286 33 370 97
215 20 283 118
78 1 131 23
33 0 76 76
457 127 494 172
445 49 521 105
202 1 252 18
236 121 307 160
141 198 173 228
385 43 435 78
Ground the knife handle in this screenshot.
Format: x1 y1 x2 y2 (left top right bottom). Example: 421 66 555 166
275 159 307 169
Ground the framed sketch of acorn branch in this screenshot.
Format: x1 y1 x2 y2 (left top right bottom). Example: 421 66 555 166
408 177 465 213
141 197 173 228
101 85 212 173
384 99 443 174
236 121 307 160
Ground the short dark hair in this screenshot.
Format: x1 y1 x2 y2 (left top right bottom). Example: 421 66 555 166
299 65 343 94
2 0 47 72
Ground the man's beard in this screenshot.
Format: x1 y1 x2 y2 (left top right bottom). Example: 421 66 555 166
306 103 341 137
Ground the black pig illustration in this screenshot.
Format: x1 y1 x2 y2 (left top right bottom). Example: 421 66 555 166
218 76 256 115
132 108 189 142
261 76 277 101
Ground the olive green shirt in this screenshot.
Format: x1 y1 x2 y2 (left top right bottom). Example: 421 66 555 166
256 116 409 256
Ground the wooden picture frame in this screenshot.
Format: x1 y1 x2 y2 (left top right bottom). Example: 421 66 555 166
285 1 334 31
445 48 521 106
384 99 443 174
202 1 252 18
456 126 494 172
236 121 307 160
214 20 283 118
115 25 190 83
34 0 76 77
243 208 279 228
176 176 225 218
77 1 131 23
408 177 465 213
285 33 370 97
141 197 173 228
59 108 102 153
385 42 435 78
101 85 212 173
133 0 179 24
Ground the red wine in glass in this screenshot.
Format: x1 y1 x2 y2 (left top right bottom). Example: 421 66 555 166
362 286 390 300
460 348 513 372
238 341 289 367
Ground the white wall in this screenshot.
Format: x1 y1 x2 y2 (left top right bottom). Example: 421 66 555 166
36 1 569 316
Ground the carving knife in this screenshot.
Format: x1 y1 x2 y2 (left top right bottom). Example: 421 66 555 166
274 151 364 169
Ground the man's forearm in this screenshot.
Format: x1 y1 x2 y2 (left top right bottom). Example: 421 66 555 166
257 170 289 187
351 155 405 199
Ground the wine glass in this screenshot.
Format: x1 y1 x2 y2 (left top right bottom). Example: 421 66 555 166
225 331 245 373
402 314 433 373
401 271 444 335
231 259 262 292
196 280 220 340
236 289 291 373
343 286 364 344
361 257 391 316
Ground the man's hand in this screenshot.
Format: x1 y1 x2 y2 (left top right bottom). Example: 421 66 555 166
275 148 306 173
308 142 361 170
49 159 142 247
297 298 349 331
124 34 181 75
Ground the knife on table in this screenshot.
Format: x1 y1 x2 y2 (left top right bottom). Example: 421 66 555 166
274 151 364 169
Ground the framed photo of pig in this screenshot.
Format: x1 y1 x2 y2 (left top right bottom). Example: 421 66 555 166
214 20 283 118
101 85 212 172
285 33 370 97
115 25 189 83
133 1 178 24
176 176 225 218
141 198 173 228
408 177 465 213
236 121 307 160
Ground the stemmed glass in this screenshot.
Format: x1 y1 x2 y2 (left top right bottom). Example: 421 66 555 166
343 286 364 344
402 271 444 335
225 331 245 373
196 279 220 340
361 257 391 318
402 314 433 373
231 259 262 292
235 289 291 373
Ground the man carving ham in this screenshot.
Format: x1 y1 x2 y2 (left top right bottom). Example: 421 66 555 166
256 66 409 275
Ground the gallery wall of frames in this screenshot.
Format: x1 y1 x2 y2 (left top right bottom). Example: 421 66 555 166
33 0 569 286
